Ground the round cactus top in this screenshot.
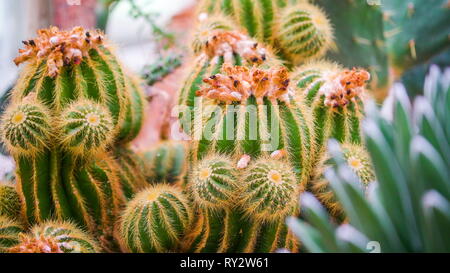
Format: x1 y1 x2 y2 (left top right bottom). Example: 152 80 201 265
14 26 105 78
196 63 292 104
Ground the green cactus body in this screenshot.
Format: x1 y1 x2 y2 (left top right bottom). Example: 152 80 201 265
0 184 21 219
118 185 192 253
199 0 282 44
382 0 450 73
275 2 334 66
310 143 375 221
0 216 23 252
237 157 299 253
9 221 100 253
184 155 241 253
139 141 187 184
0 27 146 247
292 61 370 159
180 62 313 185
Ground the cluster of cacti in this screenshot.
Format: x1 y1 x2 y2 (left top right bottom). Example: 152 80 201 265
1 0 447 255
0 26 147 250
141 53 183 86
170 0 375 253
289 67 450 253
310 143 375 221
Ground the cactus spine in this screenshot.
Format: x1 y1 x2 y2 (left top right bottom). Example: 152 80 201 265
310 143 375 220
292 61 370 160
0 27 147 247
118 185 192 253
8 221 100 253
0 183 21 219
0 216 24 252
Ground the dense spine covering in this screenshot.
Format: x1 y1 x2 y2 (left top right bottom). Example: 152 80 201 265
275 2 333 66
0 27 146 248
0 184 21 219
118 185 192 253
237 157 299 253
138 141 187 185
8 221 100 253
199 0 282 44
310 143 375 220
184 155 241 253
0 216 23 252
292 61 370 161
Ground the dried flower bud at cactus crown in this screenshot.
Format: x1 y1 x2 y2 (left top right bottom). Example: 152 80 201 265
196 63 292 104
320 68 370 108
203 30 266 64
14 26 105 77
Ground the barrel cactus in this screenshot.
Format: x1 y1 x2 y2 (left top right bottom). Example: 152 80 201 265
0 27 147 248
0 216 23 253
292 60 371 160
8 221 100 253
118 185 193 253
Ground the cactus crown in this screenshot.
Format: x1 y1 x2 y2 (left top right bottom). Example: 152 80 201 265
0 94 51 155
8 221 100 253
196 63 291 104
339 143 375 186
190 154 238 210
58 99 114 155
14 26 105 78
240 157 299 222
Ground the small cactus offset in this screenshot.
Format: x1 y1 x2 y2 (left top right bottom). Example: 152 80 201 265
292 61 371 160
274 1 334 66
0 183 21 220
118 185 193 253
8 221 100 253
0 216 24 253
310 143 375 221
237 157 300 253
138 141 187 185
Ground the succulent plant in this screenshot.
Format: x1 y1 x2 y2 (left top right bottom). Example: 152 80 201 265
274 1 334 66
142 53 183 86
8 221 100 253
0 216 24 253
184 155 299 253
292 60 371 161
118 185 193 253
0 27 147 248
288 67 450 253
138 141 187 185
0 183 21 220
